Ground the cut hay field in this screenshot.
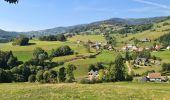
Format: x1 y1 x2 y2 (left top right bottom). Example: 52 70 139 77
0 82 170 100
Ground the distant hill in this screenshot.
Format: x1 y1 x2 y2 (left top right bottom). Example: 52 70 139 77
23 16 167 36
0 16 169 39
0 29 20 42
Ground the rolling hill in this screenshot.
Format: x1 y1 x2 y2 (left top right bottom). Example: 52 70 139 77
0 16 168 39
0 29 20 42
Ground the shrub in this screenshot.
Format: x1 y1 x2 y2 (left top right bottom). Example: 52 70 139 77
12 36 29 46
28 75 36 83
50 46 73 57
126 75 133 81
36 70 44 82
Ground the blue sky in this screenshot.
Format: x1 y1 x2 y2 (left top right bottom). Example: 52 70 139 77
0 0 170 32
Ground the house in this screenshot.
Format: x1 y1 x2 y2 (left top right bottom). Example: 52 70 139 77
147 73 162 82
102 42 108 46
140 38 151 42
137 47 144 52
127 44 133 49
76 40 81 44
108 46 113 51
88 70 99 81
155 45 163 51
132 46 138 51
122 46 128 52
167 46 170 50
135 57 147 65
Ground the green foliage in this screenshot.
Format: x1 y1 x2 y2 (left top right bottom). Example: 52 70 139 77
105 35 116 46
36 70 44 82
12 36 29 46
50 45 73 57
125 51 130 61
162 63 170 71
33 47 48 59
65 64 76 83
0 68 12 83
39 34 66 41
0 50 21 69
58 67 66 82
132 50 151 59
5 0 18 3
43 71 50 82
28 75 36 83
114 54 126 81
7 56 19 68
88 63 104 72
88 64 96 71
158 32 170 46
117 24 153 34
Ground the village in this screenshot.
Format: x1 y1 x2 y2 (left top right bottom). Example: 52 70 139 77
77 36 170 83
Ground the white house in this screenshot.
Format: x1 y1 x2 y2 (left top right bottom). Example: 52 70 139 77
88 70 99 81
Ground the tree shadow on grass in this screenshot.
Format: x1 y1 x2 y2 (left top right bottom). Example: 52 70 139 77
27 43 36 46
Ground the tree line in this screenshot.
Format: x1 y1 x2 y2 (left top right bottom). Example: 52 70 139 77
39 34 66 41
158 32 170 46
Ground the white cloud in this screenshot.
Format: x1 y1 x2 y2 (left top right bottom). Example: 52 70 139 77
132 0 170 10
128 7 156 12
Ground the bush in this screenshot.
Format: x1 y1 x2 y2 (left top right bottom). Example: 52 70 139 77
79 78 91 84
126 75 133 81
28 75 36 83
36 70 44 82
50 46 73 57
39 34 66 41
12 36 29 46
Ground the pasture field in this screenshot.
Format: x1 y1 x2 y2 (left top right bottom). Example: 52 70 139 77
0 34 168 78
53 50 117 78
112 18 170 46
0 35 104 62
152 50 170 63
0 82 170 100
69 35 106 43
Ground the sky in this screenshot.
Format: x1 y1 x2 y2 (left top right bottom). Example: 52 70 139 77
0 0 170 32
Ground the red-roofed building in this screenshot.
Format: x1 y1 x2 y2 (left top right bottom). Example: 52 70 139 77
147 73 162 82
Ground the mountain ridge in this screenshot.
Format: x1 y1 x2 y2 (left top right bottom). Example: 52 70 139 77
0 16 169 39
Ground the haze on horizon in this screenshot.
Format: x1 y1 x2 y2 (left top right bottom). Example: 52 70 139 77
0 0 170 32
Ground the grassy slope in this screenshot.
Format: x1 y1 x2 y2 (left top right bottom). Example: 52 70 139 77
152 50 170 63
118 19 170 42
0 35 109 78
0 82 170 100
0 35 105 62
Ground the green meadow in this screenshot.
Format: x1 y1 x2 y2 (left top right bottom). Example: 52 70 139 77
0 82 170 100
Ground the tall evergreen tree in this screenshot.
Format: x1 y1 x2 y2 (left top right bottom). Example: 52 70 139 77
58 67 66 83
65 64 76 83
114 54 126 81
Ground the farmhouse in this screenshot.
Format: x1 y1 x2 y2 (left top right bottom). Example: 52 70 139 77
88 70 99 81
167 46 170 50
147 73 162 82
155 45 163 51
76 40 81 44
140 38 151 42
108 46 113 51
135 57 147 65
